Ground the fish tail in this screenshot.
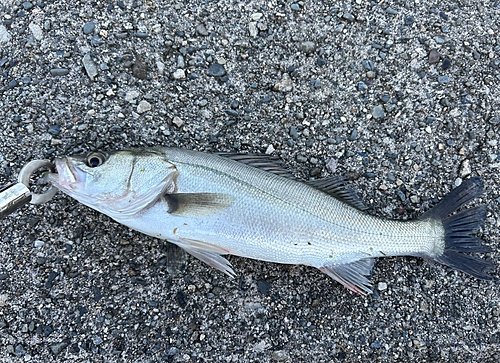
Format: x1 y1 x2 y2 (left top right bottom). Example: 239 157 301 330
420 177 495 280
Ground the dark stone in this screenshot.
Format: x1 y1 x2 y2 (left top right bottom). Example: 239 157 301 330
207 63 226 77
132 56 148 80
404 16 414 25
442 58 451 70
83 22 95 35
257 280 270 294
48 125 61 135
50 68 69 76
0 274 9 280
176 291 187 308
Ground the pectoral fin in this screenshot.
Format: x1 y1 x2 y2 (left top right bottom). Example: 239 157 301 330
177 237 235 278
163 193 234 216
320 258 375 295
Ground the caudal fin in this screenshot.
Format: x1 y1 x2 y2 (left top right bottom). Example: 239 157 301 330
420 177 495 280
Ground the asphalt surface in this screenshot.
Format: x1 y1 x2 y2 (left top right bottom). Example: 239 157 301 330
1 0 499 362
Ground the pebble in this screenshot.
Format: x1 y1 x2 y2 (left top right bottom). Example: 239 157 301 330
296 155 307 163
257 280 270 294
83 22 95 35
371 340 381 349
378 282 387 291
265 145 275 154
343 12 355 22
298 41 316 54
358 81 368 91
290 126 298 140
326 159 338 173
23 2 33 10
438 75 450 83
362 59 374 71
125 90 140 102
460 159 471 177
48 125 61 136
50 68 69 76
455 178 463 187
82 54 98 80
29 23 43 41
348 129 357 141
442 58 451 70
274 73 293 93
196 24 209 36
291 4 300 11
386 7 398 15
0 25 12 43
50 342 68 356
173 69 185 79
410 195 419 204
156 61 165 75
372 105 385 119
404 16 414 25
249 22 258 37
133 56 148 80
207 63 226 77
172 117 184 128
137 100 152 114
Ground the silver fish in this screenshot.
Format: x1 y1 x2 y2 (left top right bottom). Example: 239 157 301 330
45 148 495 294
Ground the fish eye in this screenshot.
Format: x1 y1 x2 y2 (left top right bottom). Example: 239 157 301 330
86 152 106 167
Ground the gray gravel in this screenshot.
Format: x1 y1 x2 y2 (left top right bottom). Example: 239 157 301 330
1 0 500 362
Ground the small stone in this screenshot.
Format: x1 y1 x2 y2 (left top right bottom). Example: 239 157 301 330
404 16 414 25
29 23 43 41
438 75 450 84
133 56 148 80
366 71 376 79
460 159 471 177
83 22 95 35
196 24 208 36
92 336 103 345
348 129 357 141
298 41 316 54
326 159 338 174
50 68 69 76
156 61 165 75
378 282 387 291
291 4 300 11
343 12 357 23
137 100 152 114
358 81 368 91
23 2 33 10
257 280 270 294
386 7 398 15
251 13 263 21
173 69 185 79
290 126 299 140
455 178 463 187
249 22 258 37
82 54 98 80
442 58 451 70
265 144 275 154
172 117 184 128
48 125 61 136
428 50 440 64
362 59 375 71
372 105 385 119
274 73 293 93
0 25 11 44
207 63 226 77
410 195 419 204
371 340 381 349
50 342 68 356
296 155 307 163
125 90 140 102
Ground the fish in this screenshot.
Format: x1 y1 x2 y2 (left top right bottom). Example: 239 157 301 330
44 147 495 295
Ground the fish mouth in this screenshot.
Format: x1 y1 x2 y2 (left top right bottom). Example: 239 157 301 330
46 157 86 191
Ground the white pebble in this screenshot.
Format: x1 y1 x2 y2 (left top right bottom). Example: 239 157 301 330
378 282 387 291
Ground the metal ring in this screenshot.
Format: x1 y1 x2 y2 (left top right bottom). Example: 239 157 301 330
18 160 58 205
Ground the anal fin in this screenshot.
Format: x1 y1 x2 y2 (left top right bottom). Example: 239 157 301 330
177 237 235 278
320 258 375 295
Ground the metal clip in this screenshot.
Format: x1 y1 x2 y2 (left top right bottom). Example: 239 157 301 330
0 160 58 218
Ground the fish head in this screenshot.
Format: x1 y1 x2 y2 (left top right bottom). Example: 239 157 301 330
46 149 178 217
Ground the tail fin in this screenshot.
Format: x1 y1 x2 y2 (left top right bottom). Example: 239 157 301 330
420 177 495 280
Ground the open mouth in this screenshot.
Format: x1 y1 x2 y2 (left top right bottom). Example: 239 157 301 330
49 158 86 190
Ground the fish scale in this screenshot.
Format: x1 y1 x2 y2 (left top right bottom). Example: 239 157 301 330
46 147 495 295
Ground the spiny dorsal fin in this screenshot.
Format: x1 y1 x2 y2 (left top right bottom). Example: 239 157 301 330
216 153 296 179
307 176 368 211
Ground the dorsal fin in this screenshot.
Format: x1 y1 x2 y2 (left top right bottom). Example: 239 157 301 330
307 176 368 211
216 153 295 179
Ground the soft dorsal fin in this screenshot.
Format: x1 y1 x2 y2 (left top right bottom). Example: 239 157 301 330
216 153 296 179
307 176 368 211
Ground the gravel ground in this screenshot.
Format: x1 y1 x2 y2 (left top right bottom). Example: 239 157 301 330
1 0 500 361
